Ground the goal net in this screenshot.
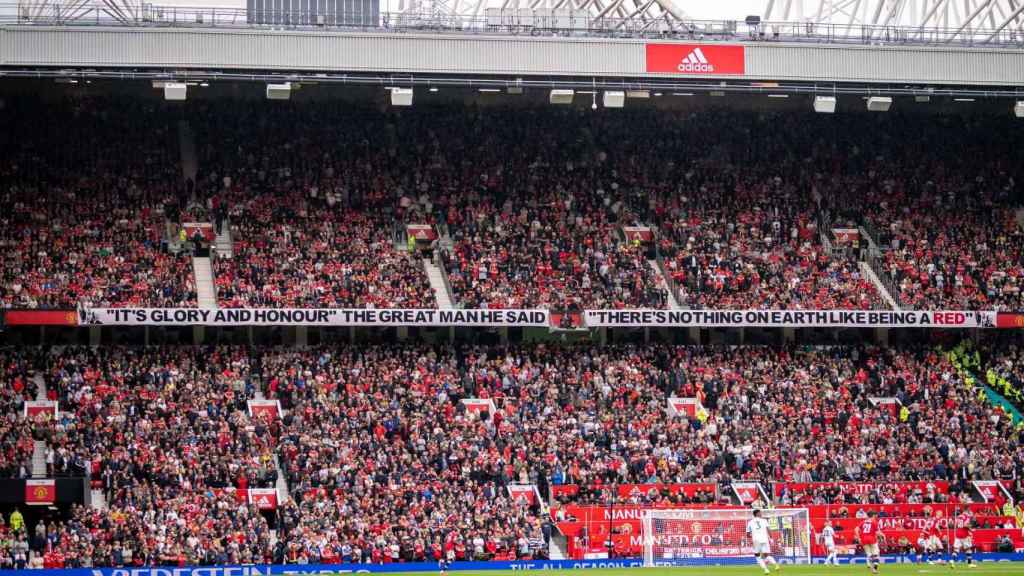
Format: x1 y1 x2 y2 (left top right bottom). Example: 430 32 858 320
641 508 811 567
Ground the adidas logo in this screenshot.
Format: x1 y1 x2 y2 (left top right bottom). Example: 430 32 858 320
677 47 714 72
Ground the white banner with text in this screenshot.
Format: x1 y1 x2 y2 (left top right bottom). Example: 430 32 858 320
78 308 999 328
80 308 549 327
583 309 997 328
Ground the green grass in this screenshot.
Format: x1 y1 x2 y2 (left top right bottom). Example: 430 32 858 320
369 566 1024 576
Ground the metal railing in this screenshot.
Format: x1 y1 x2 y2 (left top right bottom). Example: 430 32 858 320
654 244 688 310
432 250 460 309
865 249 903 309
3 2 1024 48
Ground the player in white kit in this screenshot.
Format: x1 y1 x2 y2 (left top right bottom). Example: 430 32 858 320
746 509 781 575
820 521 838 566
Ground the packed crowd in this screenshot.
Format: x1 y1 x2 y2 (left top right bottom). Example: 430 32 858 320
2 98 1023 310
820 114 1024 311
5 341 1022 567
32 346 277 565
0 98 197 309
0 349 39 479
185 104 435 309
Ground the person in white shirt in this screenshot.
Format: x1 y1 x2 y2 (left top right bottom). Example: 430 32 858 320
820 521 837 566
746 509 780 574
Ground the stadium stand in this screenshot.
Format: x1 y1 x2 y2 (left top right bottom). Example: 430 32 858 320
0 99 197 309
2 99 1023 311
1 343 1020 566
0 349 38 479
184 103 436 309
3 92 1024 570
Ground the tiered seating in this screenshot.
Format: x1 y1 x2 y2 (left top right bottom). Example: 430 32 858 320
187 103 435 309
0 349 39 478
261 346 545 563
0 98 196 309
822 114 1023 311
657 202 884 309
215 193 434 308
41 347 276 565
15 342 1021 566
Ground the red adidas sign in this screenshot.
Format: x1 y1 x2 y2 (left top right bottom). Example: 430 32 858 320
646 44 745 75
248 488 278 510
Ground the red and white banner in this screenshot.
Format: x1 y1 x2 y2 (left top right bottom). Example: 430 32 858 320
248 488 279 510
24 400 58 420
182 222 215 242
868 397 901 418
832 228 860 244
25 479 56 505
461 398 497 416
406 224 438 241
508 484 540 505
646 44 745 75
775 481 949 499
973 480 1013 504
732 482 766 505
667 397 702 418
622 226 653 243
247 400 282 421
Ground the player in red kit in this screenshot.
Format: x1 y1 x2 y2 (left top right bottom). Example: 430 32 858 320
855 510 885 575
951 510 977 568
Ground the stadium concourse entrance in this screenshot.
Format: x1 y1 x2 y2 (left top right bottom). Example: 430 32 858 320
0 322 975 347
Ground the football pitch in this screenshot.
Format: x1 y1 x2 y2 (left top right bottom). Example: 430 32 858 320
373 566 1024 576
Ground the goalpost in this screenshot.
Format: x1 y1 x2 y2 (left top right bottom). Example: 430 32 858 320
641 508 812 567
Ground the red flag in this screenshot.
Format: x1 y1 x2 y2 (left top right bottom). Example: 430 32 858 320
25 479 56 505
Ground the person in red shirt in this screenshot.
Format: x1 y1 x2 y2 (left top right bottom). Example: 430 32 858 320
855 510 885 575
951 510 976 568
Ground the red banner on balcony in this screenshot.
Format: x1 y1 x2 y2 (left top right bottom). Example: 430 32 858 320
646 44 745 75
4 310 78 326
25 479 56 505
997 313 1024 328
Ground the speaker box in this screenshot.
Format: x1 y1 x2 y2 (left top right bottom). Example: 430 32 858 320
549 89 574 104
603 91 625 108
813 96 836 114
266 83 292 100
866 96 892 112
390 88 413 106
1015 101 1024 118
164 83 187 101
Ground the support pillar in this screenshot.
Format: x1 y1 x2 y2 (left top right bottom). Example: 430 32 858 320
874 327 889 346
782 327 796 343
89 326 101 346
193 326 205 345
296 326 308 347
